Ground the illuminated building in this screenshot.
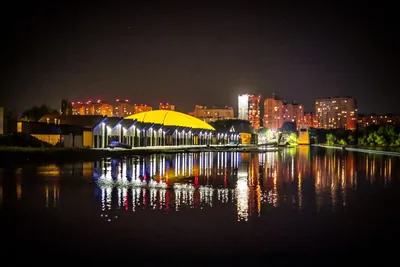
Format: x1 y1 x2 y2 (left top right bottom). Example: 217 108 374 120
159 103 175 111
238 94 261 130
92 100 113 117
84 103 95 115
263 94 284 131
34 110 241 148
248 95 261 130
133 104 152 114
71 100 114 116
238 94 249 121
298 125 310 145
114 99 134 117
315 97 357 130
282 102 304 126
303 112 316 127
124 110 224 147
357 113 400 127
71 100 95 115
189 105 234 123
264 94 305 131
71 102 85 115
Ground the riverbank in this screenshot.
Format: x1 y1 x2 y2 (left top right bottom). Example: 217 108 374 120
0 144 281 164
312 144 400 157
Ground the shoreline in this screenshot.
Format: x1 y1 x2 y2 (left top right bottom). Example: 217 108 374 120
312 144 400 157
0 144 281 164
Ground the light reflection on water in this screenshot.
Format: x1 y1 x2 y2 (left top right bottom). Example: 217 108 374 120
1 147 398 223
89 147 396 222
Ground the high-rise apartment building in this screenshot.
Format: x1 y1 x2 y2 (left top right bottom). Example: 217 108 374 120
71 100 151 116
115 99 134 117
238 94 249 121
263 94 304 131
71 101 95 115
189 105 234 123
291 103 304 124
357 113 400 127
303 112 316 127
71 102 85 115
238 94 261 130
133 104 152 114
315 97 357 130
159 102 175 111
248 95 261 130
94 100 113 117
263 95 284 131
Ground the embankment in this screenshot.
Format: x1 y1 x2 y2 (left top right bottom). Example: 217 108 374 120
312 144 400 157
0 145 280 164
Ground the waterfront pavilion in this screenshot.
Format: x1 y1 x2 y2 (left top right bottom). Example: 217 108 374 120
122 110 217 147
36 110 241 148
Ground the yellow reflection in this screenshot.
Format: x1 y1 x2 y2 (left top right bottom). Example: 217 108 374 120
45 184 59 208
16 183 22 200
45 184 49 207
37 164 60 176
83 162 94 176
312 150 355 211
256 184 261 217
298 172 302 210
273 168 278 207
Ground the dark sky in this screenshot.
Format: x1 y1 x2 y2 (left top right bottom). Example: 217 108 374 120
2 1 399 115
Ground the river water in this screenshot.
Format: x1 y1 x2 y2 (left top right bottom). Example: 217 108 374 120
1 146 399 263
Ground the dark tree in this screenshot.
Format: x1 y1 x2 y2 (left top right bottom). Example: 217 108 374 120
20 105 59 122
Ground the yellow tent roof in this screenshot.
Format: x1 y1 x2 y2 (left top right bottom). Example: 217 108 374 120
125 110 215 131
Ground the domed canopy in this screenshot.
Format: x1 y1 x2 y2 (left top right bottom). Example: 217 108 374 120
125 110 215 131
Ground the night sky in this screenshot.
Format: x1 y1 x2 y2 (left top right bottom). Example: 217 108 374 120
3 1 399 115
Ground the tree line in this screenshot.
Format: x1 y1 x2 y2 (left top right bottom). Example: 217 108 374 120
322 125 400 147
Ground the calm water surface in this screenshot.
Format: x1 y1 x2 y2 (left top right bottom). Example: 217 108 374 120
1 147 399 263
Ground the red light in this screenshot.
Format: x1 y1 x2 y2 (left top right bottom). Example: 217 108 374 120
116 99 120 102
125 99 129 102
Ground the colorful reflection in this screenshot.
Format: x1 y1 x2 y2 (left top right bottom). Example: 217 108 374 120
91 149 398 221
45 184 59 208
7 149 397 222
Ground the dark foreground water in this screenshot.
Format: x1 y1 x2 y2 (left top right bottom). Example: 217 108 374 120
1 146 399 264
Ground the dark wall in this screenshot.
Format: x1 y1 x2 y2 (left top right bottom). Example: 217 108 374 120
20 122 83 135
